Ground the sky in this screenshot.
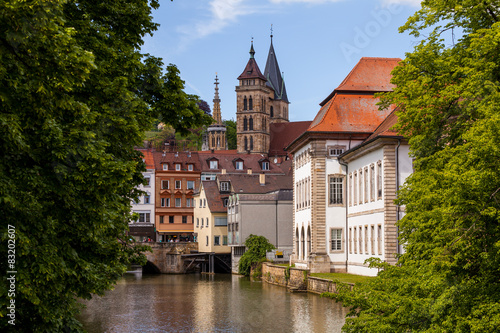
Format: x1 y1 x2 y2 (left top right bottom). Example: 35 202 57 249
141 0 423 123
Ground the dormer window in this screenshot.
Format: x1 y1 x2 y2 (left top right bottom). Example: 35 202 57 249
262 162 269 170
210 160 218 169
162 163 168 171
235 161 243 170
188 164 193 171
175 163 181 171
220 181 230 192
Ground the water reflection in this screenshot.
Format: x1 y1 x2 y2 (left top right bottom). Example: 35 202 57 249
78 273 347 332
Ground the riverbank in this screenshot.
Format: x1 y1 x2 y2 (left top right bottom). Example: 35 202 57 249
261 262 356 294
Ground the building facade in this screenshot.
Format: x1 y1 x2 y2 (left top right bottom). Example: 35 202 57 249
153 151 201 242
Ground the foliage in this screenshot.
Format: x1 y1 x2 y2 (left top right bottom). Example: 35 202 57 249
238 235 275 277
197 99 211 116
0 0 210 331
311 273 374 285
334 1 500 332
224 119 237 150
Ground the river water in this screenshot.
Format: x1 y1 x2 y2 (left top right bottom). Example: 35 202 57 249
78 270 347 332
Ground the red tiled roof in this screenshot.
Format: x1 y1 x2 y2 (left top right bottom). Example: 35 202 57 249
307 57 401 134
269 121 312 156
366 107 401 141
197 152 287 174
136 149 155 169
218 173 292 194
151 151 201 172
202 181 228 213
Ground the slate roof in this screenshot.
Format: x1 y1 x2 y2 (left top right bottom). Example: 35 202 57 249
269 121 312 156
202 181 228 213
264 38 289 103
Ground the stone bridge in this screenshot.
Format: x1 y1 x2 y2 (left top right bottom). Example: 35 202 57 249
142 242 199 274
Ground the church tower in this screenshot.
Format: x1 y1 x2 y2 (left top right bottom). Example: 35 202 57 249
204 74 227 151
235 36 289 154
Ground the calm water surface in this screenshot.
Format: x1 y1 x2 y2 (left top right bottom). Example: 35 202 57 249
78 271 347 332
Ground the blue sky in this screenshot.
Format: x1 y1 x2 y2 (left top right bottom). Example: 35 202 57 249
141 0 423 122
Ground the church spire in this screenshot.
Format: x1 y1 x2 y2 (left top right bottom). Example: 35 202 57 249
212 73 222 125
264 31 289 103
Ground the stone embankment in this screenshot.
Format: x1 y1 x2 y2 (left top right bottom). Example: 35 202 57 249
261 262 354 294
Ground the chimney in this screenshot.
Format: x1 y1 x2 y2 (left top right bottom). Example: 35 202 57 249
221 169 226 175
247 169 252 175
259 173 265 186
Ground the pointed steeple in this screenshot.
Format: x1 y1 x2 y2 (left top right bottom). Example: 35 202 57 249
212 74 222 125
264 33 289 103
237 40 266 81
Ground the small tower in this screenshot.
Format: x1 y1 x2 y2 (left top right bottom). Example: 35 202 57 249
235 41 274 154
204 74 227 151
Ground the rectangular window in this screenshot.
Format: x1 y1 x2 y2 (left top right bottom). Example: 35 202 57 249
349 174 353 207
349 227 352 254
161 198 170 207
358 169 363 205
196 218 199 227
138 213 150 223
144 177 151 187
220 181 230 192
262 161 269 170
223 236 228 246
182 216 187 224
358 227 362 254
175 180 181 189
354 172 358 206
199 199 203 208
214 217 227 226
329 176 343 205
214 236 220 246
364 226 368 255
162 164 168 171
188 164 193 171
370 164 375 201
235 161 243 170
378 224 382 255
204 199 206 207
377 161 383 199
328 146 345 156
353 227 357 254
330 229 342 251
160 216 164 224
371 225 375 255
175 198 181 207
144 194 150 204
169 216 174 224
161 180 169 189
186 198 193 207
175 163 181 171
364 167 369 203
187 181 195 190
206 236 209 246
210 160 218 169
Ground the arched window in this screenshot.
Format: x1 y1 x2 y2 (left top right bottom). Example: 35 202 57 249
270 106 274 118
296 228 300 260
249 116 253 130
212 137 215 147
244 137 248 151
307 226 311 258
243 96 247 110
243 117 248 131
250 136 253 150
249 96 253 110
301 227 305 260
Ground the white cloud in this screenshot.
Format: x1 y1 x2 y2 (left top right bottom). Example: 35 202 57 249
269 0 342 3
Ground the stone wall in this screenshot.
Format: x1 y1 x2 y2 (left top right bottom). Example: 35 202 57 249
262 262 354 294
144 242 198 274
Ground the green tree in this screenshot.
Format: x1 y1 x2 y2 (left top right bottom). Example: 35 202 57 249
238 235 275 277
328 2 500 332
0 0 210 331
224 119 237 150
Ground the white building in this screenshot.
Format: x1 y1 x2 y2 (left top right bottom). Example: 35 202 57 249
288 58 411 275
